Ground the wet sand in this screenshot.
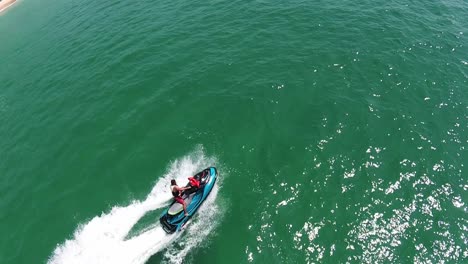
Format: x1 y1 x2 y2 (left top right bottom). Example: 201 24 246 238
0 0 16 13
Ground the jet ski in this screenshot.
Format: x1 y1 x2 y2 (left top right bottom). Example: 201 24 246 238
160 167 218 233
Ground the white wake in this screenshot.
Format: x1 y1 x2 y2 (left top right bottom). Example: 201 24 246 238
48 148 222 264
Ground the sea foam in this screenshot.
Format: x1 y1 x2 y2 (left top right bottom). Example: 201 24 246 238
48 147 221 264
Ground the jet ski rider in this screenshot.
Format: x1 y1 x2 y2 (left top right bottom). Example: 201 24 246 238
170 179 191 216
188 176 200 188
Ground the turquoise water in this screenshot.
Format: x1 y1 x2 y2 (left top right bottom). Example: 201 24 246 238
0 0 466 263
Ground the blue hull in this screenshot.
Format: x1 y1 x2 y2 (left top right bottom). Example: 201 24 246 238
160 167 218 233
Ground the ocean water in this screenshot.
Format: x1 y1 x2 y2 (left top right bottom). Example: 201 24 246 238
0 0 466 263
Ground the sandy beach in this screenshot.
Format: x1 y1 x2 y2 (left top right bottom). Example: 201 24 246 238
0 0 16 13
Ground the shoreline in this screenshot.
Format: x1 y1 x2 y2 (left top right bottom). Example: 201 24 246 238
0 0 16 13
